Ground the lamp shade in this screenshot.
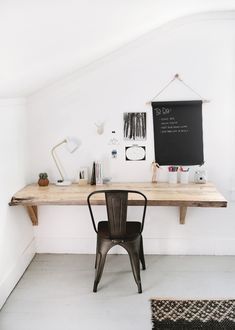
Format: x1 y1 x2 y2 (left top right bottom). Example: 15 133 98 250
65 137 79 153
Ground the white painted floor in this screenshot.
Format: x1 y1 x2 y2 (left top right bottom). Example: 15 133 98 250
1 254 235 330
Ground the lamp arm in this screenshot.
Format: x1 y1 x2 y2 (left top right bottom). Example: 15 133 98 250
51 139 67 181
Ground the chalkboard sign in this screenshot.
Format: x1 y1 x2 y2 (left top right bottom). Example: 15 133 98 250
152 100 204 165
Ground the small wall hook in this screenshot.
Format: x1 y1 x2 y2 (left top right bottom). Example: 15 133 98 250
174 73 182 81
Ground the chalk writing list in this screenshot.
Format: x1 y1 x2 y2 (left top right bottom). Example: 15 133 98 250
160 115 189 134
152 100 204 166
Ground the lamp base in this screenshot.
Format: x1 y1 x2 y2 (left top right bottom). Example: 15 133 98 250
56 180 72 186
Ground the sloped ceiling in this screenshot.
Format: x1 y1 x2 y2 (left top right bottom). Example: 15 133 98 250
1 0 235 98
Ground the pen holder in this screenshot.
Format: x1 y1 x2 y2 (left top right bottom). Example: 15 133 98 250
168 171 178 184
180 171 189 184
76 167 89 184
78 179 88 185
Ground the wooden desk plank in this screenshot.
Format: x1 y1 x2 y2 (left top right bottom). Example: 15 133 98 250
9 182 227 225
9 182 227 206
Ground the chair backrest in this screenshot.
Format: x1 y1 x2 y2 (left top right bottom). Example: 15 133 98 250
105 190 128 238
87 189 147 238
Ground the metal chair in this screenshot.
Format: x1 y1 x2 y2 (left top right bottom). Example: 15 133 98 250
87 189 147 293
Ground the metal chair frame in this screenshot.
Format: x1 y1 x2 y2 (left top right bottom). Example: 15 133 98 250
87 189 147 293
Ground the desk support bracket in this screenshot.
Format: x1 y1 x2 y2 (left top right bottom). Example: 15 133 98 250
24 205 187 226
179 206 187 224
25 205 186 226
26 206 38 226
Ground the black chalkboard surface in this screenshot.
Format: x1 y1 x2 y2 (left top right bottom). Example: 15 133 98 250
152 100 204 165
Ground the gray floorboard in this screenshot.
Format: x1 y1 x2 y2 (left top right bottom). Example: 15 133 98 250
1 254 235 330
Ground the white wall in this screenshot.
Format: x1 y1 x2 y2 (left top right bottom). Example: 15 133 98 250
0 99 35 309
2 2 235 97
28 12 235 255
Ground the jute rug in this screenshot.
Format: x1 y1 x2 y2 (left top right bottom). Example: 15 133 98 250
151 298 235 329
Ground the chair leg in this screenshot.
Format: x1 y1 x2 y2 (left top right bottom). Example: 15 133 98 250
93 252 106 292
124 239 142 294
95 237 99 269
139 235 146 270
93 239 113 292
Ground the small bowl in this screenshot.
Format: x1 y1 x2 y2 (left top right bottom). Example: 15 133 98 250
103 177 112 184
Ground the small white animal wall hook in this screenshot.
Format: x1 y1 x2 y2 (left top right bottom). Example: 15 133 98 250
95 122 105 135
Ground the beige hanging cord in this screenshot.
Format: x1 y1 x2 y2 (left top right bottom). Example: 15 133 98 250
146 74 210 105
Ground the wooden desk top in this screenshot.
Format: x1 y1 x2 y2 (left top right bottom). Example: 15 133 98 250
10 182 227 208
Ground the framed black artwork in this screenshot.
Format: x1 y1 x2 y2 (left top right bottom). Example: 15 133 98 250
123 112 146 141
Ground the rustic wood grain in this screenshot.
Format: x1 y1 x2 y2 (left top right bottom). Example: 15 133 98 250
9 182 227 225
26 206 38 226
179 206 187 225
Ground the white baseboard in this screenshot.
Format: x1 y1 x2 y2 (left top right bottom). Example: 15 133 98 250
0 238 36 309
35 237 235 255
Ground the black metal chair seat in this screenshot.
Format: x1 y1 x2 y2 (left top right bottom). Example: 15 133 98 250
87 189 147 293
97 221 142 240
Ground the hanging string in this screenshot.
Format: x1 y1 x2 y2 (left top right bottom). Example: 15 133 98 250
146 74 210 104
149 75 177 102
179 76 206 101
